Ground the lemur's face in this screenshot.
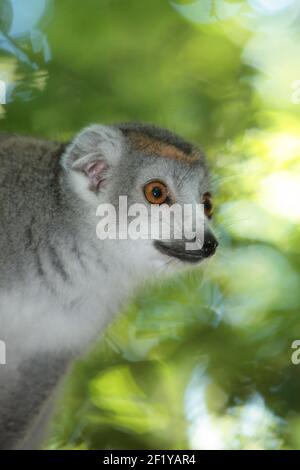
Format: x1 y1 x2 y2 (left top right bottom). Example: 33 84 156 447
111 124 218 268
114 155 217 266
64 123 218 272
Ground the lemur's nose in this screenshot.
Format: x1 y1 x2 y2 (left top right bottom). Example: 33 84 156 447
202 233 218 258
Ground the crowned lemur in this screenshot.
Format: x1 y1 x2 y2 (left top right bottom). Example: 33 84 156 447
0 123 218 449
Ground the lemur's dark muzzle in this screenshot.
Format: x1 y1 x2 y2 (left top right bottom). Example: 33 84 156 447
202 232 219 258
154 232 218 263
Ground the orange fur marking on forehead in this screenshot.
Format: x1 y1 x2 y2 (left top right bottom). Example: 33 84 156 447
127 132 201 164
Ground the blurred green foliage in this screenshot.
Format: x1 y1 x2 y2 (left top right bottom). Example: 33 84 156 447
1 0 300 450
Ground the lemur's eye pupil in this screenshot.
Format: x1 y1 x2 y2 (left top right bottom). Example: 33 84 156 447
152 187 162 199
144 181 168 204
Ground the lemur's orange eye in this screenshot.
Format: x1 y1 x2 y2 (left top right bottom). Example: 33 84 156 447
144 181 168 204
202 192 214 218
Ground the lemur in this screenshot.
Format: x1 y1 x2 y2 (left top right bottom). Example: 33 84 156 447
0 123 218 449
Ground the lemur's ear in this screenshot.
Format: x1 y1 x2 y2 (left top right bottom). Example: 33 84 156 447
63 125 123 192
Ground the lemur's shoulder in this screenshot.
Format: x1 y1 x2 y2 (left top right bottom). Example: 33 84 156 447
0 133 66 172
0 133 68 216
0 134 69 281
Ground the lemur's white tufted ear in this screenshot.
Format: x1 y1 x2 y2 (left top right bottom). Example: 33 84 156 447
62 125 123 192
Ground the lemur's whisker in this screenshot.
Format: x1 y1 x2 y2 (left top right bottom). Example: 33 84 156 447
217 252 232 263
216 217 252 229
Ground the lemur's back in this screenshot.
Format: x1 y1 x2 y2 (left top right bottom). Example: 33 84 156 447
0 131 125 449
0 135 66 286
0 136 71 448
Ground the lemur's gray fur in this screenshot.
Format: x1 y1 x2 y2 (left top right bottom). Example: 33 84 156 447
0 123 217 449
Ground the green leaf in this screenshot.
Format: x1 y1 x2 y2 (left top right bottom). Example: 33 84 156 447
0 0 13 34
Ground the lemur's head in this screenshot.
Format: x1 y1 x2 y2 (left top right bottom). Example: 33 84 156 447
63 123 218 273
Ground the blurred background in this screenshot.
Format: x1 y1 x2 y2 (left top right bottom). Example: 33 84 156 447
1 0 300 450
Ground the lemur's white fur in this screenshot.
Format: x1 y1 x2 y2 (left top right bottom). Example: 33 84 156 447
1 242 150 367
